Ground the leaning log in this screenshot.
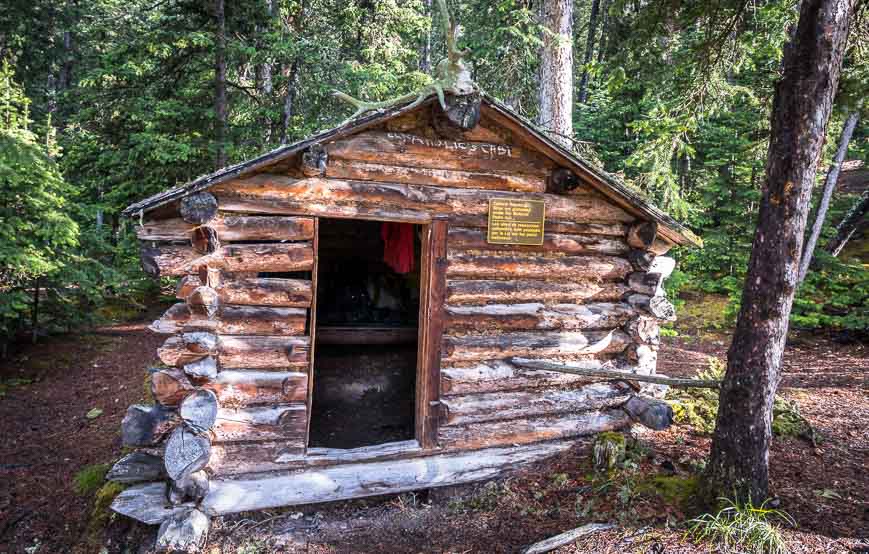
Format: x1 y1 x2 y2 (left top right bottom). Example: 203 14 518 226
176 276 313 308
121 404 180 447
446 279 629 305
442 330 631 363
446 254 631 281
445 302 634 332
512 358 720 388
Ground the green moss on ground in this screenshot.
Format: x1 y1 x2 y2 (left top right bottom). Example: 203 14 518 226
637 475 700 508
84 481 127 548
73 463 111 496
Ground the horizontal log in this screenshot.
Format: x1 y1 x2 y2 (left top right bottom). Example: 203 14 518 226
151 303 307 336
110 482 194 525
326 159 546 193
446 279 630 305
212 404 306 443
200 441 579 516
440 383 632 426
141 242 314 277
207 440 305 476
177 276 313 308
449 214 630 236
137 215 315 242
441 358 640 396
445 302 635 332
438 409 630 450
208 370 308 407
447 228 629 256
158 333 219 367
512 358 719 388
213 192 434 223
219 335 311 369
442 330 631 363
325 131 552 176
212 175 634 223
158 334 310 369
446 254 632 281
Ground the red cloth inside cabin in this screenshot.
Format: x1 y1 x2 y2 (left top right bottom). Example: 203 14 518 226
381 222 415 274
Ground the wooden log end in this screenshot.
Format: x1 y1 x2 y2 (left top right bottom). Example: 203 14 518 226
180 192 218 225
192 226 220 254
111 482 194 525
627 250 656 272
183 356 218 380
165 427 212 481
121 404 179 447
549 168 582 194
180 389 219 432
627 221 658 250
107 452 166 484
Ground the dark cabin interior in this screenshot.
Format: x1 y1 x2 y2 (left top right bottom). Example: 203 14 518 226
309 218 421 449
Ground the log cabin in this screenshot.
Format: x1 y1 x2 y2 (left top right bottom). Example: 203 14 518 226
109 91 701 540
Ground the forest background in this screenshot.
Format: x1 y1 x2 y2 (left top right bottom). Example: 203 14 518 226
0 0 866 352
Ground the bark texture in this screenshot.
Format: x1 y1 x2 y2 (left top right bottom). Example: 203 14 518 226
537 0 574 147
704 0 854 503
577 0 601 104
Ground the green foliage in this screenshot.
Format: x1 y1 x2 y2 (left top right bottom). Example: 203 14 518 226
73 463 110 496
636 475 699 509
687 497 795 554
772 398 816 443
667 358 726 434
592 431 626 473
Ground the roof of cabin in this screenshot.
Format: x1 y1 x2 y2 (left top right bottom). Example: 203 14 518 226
123 93 701 247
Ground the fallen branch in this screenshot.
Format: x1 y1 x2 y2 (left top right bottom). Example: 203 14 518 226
511 358 720 389
521 523 615 554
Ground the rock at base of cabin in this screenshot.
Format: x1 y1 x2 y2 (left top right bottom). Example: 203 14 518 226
168 470 210 505
155 508 210 553
107 451 166 483
623 395 673 430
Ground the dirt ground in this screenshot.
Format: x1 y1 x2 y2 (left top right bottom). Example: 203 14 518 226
0 311 866 554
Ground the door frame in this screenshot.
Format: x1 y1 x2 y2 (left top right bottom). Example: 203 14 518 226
304 216 447 453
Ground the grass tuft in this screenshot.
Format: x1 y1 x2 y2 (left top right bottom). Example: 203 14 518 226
687 497 794 554
73 463 111 496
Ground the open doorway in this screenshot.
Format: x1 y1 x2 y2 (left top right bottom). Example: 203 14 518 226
310 218 422 449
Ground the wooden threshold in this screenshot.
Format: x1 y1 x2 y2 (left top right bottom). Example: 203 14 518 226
315 326 418 345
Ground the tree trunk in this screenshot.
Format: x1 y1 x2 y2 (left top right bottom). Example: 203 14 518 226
31 277 39 344
214 0 228 169
797 111 860 284
596 0 610 64
280 59 300 144
704 0 854 504
577 0 600 105
825 188 869 257
537 0 574 148
420 0 433 74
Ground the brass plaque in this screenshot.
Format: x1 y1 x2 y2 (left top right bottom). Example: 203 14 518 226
487 198 546 246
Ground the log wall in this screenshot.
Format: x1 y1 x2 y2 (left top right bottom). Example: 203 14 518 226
116 119 681 524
